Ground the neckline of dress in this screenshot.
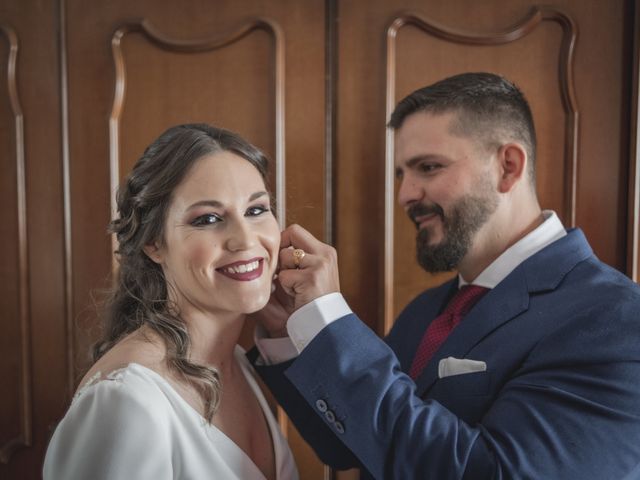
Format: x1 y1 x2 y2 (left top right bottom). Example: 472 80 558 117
75 347 277 480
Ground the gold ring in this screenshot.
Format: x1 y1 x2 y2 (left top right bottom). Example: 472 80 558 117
292 248 306 268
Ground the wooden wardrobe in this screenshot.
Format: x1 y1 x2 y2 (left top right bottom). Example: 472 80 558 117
1 1 638 478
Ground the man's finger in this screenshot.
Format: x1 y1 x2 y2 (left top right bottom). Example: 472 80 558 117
277 268 306 293
279 245 314 270
280 224 322 252
273 279 296 314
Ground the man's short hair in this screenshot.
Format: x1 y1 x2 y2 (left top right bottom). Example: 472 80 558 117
389 72 537 183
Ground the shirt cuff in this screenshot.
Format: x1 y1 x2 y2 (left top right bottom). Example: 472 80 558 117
254 323 299 365
287 292 352 354
254 292 352 365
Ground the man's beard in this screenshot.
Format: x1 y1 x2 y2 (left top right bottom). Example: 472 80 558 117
409 182 498 274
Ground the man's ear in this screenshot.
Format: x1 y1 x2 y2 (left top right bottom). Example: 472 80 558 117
143 242 163 264
497 143 527 193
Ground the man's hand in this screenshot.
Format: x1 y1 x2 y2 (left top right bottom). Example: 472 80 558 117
277 224 341 310
251 224 340 338
250 279 295 338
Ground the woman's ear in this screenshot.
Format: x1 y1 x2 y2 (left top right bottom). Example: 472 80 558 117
143 242 163 264
497 143 527 193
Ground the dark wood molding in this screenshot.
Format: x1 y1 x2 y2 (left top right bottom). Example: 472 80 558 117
383 5 579 332
0 22 32 465
58 0 76 400
628 0 640 282
324 2 337 476
324 0 338 248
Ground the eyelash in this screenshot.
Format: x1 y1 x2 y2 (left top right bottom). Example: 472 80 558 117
246 204 270 217
190 204 271 227
418 163 440 173
395 163 441 180
191 214 222 227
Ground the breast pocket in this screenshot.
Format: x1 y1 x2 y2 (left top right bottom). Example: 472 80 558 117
437 371 492 397
430 372 494 423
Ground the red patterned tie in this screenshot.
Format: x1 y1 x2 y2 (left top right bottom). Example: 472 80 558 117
409 285 489 380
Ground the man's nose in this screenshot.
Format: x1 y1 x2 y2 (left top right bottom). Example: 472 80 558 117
225 218 257 252
396 175 424 208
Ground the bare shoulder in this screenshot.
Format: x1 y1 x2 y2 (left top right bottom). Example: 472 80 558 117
77 327 168 395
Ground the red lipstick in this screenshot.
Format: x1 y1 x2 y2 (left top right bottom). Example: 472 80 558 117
216 257 264 281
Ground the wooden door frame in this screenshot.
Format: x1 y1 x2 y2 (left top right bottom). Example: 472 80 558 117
628 0 640 282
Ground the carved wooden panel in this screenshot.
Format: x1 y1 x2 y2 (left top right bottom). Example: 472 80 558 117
66 0 325 372
109 18 286 270
384 6 578 329
106 13 287 406
65 1 327 478
335 2 634 368
0 0 67 477
0 23 31 465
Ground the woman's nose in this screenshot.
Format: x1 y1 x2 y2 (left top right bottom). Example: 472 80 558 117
225 218 257 252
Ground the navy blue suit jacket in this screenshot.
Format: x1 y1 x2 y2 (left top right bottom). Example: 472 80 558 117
253 230 640 479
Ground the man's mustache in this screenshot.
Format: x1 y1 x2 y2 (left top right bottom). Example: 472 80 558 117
407 203 444 229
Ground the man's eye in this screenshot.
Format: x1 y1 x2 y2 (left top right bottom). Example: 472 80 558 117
191 214 221 226
246 205 270 217
419 163 440 173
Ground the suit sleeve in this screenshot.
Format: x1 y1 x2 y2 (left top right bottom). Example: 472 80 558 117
250 348 364 471
260 304 640 480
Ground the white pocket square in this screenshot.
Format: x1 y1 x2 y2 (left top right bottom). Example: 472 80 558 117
438 357 487 378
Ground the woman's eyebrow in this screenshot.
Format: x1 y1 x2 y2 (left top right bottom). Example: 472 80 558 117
186 199 223 210
186 191 268 211
249 191 269 201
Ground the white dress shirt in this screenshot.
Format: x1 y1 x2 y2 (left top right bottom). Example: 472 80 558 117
256 210 566 365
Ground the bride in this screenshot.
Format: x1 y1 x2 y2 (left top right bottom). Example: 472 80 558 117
43 124 298 480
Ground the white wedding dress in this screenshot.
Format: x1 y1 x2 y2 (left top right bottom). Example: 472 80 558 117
43 346 298 480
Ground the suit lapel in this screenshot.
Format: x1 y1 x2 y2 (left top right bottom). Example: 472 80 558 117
414 268 529 396
412 229 594 397
397 280 457 371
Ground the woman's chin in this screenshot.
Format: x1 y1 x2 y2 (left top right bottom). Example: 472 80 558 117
240 291 271 315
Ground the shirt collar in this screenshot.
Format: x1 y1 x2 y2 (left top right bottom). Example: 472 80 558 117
459 210 567 289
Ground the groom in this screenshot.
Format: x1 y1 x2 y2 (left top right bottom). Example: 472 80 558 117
251 72 640 479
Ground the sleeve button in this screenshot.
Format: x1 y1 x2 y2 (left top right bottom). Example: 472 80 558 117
315 399 328 413
324 410 335 423
335 421 345 434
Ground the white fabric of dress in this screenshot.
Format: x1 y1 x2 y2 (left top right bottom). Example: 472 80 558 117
43 346 298 480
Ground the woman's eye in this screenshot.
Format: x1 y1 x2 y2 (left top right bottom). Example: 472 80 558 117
191 214 221 226
246 205 270 217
